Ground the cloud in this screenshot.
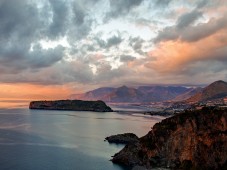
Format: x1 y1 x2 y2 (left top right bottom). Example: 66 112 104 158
196 0 209 9
0 0 226 91
155 14 227 43
72 2 86 25
0 0 43 40
176 10 203 29
147 28 227 75
105 0 144 20
106 35 122 47
129 37 143 51
0 0 95 80
155 0 172 7
48 0 70 39
27 45 65 68
120 55 136 62
85 32 123 49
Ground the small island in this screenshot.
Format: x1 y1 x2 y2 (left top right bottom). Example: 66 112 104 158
29 100 113 112
105 133 139 144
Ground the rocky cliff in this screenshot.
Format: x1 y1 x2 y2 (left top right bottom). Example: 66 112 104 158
112 108 227 169
29 100 113 112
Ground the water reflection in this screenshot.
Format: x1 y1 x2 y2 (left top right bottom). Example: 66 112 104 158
0 108 164 170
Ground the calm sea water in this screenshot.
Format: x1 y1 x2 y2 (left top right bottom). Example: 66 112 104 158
0 108 164 170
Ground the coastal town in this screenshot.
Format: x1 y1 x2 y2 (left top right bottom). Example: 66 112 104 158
125 97 227 116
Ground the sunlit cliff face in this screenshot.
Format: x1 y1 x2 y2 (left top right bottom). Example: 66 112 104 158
0 0 226 100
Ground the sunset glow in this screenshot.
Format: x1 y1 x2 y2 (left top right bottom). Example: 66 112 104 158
0 0 226 103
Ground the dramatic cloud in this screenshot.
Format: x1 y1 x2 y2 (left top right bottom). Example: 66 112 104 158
0 0 227 99
155 14 227 43
155 0 172 7
147 29 227 75
120 55 136 63
106 35 122 47
176 10 203 29
105 0 144 20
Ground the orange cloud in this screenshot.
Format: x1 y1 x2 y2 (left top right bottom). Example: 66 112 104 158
146 28 227 73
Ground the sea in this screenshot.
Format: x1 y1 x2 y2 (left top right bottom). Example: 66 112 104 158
0 102 164 170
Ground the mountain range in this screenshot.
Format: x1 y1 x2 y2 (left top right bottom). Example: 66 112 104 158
70 80 227 103
70 85 198 103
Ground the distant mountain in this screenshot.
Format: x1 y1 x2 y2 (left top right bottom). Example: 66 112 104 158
138 86 191 102
187 80 227 102
70 85 194 103
70 87 115 100
102 86 144 103
173 87 203 101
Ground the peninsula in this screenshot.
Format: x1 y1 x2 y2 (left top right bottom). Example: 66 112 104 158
29 100 113 112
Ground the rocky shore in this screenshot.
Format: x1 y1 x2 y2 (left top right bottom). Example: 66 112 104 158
29 100 113 112
111 107 227 170
105 133 139 144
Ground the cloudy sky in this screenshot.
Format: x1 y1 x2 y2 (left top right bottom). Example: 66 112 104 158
0 0 227 99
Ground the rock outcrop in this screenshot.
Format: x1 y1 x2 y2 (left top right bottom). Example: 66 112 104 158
105 133 139 144
112 108 227 169
29 100 113 112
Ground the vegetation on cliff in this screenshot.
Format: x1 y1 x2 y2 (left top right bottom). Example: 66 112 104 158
29 100 113 112
112 107 227 170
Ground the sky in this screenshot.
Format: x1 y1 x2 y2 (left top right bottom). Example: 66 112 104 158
0 0 227 100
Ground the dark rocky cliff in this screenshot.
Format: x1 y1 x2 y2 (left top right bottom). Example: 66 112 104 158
112 108 227 169
29 100 113 112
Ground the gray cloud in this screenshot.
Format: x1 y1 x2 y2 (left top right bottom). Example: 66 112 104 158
196 0 209 9
155 0 172 7
155 13 227 43
87 33 123 49
129 37 143 51
106 35 122 47
0 0 95 75
120 55 136 62
105 0 144 20
0 0 42 40
206 46 227 63
72 2 86 25
48 0 70 39
0 0 226 87
0 1 43 72
27 45 65 68
176 10 203 29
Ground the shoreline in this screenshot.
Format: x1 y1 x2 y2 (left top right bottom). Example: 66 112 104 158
114 110 172 117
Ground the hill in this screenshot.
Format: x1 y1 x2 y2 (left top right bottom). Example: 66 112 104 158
187 80 227 102
173 87 203 101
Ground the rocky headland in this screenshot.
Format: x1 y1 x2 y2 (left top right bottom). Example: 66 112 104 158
105 133 139 144
29 100 113 112
111 107 227 170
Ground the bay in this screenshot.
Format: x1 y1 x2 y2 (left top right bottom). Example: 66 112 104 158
0 108 164 170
